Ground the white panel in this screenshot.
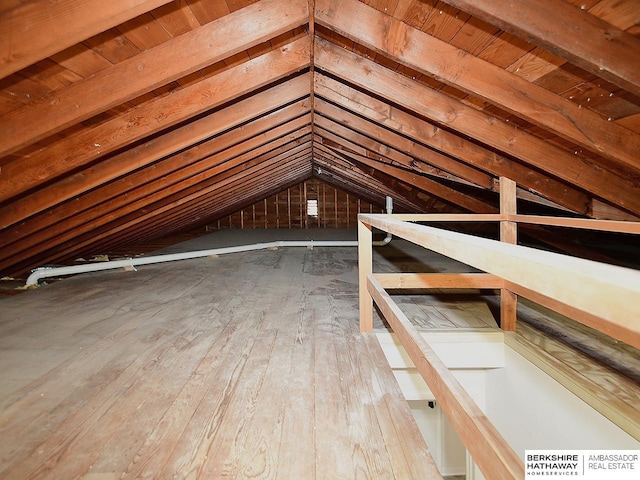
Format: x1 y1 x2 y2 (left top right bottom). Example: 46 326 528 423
376 331 505 369
393 370 434 400
485 347 640 454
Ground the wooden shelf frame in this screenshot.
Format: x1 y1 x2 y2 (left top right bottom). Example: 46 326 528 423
357 210 640 480
358 213 640 347
368 213 640 235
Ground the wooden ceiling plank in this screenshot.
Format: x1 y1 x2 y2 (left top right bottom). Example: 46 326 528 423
313 145 429 212
0 0 309 158
49 43 114 78
449 15 501 56
314 37 640 216
17 58 84 91
475 31 532 69
587 0 640 30
314 98 493 188
313 148 452 214
0 37 310 204
314 114 479 188
116 13 173 51
436 0 640 98
205 155 312 213
315 130 497 213
505 46 566 83
357 155 497 213
310 163 399 210
83 157 313 251
315 0 640 174
392 0 436 29
150 0 201 37
421 2 470 42
0 119 313 264
185 0 231 25
314 141 443 207
0 78 310 230
2 147 312 274
314 74 590 215
81 27 143 63
0 0 173 79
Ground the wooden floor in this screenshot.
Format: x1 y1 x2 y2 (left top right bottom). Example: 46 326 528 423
2 229 638 479
0 230 444 480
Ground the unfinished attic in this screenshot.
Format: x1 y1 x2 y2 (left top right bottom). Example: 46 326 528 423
1 0 640 478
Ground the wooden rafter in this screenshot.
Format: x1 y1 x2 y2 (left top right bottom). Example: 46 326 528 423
314 117 476 189
315 0 640 174
318 135 498 213
106 160 313 250
437 0 640 98
0 0 173 79
312 145 409 206
0 77 310 230
1 0 639 278
314 36 640 216
0 118 312 269
6 148 312 274
314 73 591 215
117 158 313 249
313 144 448 213
314 98 493 188
0 131 312 274
0 0 309 157
0 37 310 203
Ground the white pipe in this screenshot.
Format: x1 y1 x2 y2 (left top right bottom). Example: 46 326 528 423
372 234 393 246
386 195 394 214
25 198 395 286
25 240 358 287
373 196 394 246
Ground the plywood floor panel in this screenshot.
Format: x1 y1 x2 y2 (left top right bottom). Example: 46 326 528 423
2 229 637 478
276 301 316 478
362 333 443 479
0 231 441 479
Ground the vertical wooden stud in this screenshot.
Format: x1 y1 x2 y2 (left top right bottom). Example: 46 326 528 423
252 204 256 229
346 193 350 228
300 184 304 229
358 218 373 333
303 181 308 229
322 182 326 228
333 188 340 228
500 176 517 331
287 188 291 229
